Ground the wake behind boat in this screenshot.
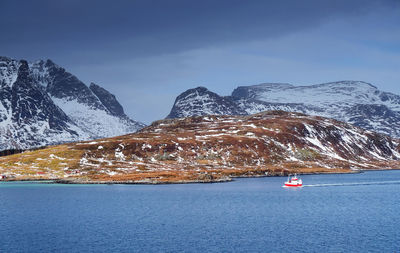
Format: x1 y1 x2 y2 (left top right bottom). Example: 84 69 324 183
283 174 303 188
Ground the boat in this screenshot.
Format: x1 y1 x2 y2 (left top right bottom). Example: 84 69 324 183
283 174 303 187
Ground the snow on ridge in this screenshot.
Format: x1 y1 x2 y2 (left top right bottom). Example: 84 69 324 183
52 97 142 138
251 81 381 106
245 83 294 89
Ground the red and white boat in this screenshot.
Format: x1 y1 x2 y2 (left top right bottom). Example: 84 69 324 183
283 174 303 187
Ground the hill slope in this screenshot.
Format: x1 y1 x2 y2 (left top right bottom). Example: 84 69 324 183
1 111 399 183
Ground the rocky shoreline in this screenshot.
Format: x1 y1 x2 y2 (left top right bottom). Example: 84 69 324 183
0 169 369 185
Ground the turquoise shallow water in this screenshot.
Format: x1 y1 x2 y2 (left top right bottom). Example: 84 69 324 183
1 170 400 252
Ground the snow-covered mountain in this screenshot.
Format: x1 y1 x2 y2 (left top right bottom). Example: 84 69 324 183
167 87 245 118
168 81 400 138
0 56 144 150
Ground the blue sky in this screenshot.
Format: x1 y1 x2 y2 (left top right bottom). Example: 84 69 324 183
1 0 399 123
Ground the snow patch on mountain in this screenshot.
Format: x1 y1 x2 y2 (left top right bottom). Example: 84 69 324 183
52 97 142 138
233 81 400 113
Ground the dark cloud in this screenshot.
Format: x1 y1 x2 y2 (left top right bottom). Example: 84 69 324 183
1 0 396 62
1 0 398 123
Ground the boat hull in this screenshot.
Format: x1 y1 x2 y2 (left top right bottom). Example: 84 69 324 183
283 183 303 187
283 174 303 188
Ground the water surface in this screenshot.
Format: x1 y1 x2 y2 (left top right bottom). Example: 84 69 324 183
1 171 399 252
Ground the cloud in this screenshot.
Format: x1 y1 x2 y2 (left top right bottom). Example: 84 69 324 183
1 0 398 123
67 5 399 123
1 0 396 62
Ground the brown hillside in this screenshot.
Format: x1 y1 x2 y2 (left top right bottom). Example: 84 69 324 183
1 111 399 183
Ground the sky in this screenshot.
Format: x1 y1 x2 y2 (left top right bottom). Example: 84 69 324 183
1 0 399 123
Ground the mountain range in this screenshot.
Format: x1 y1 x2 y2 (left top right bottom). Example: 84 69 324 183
167 81 400 138
1 111 399 183
0 56 144 150
2 55 400 153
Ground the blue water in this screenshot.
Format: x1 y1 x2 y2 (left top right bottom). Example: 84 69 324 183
1 171 400 252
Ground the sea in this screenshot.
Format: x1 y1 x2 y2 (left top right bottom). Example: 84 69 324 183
1 170 400 252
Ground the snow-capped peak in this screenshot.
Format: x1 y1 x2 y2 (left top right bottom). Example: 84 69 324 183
0 56 145 150
168 81 400 138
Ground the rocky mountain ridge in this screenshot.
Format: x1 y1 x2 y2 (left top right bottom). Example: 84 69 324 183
167 81 400 138
0 56 144 150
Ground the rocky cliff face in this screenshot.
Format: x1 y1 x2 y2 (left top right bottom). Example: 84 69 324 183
167 87 245 118
89 83 125 118
0 56 144 150
1 111 399 183
168 81 400 138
